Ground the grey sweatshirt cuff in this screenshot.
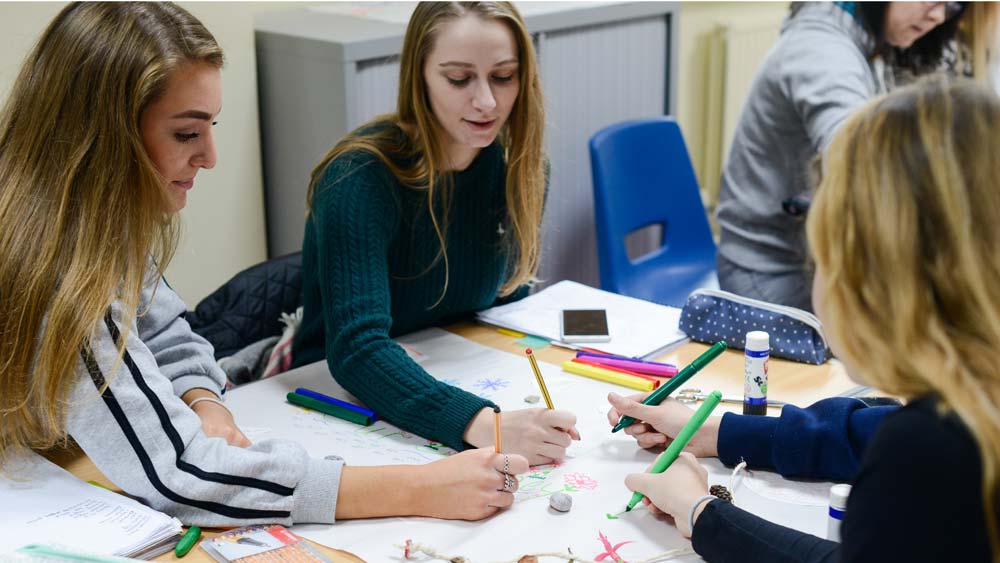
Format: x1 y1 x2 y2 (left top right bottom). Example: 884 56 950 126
172 374 225 399
291 457 344 524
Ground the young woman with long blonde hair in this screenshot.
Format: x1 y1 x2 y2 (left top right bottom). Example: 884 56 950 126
294 2 580 465
0 1 528 526
617 75 1000 561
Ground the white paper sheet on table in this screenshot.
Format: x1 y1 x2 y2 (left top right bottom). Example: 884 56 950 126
225 328 833 562
476 280 688 359
0 452 182 558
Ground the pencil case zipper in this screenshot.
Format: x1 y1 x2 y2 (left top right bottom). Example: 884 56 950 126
687 288 828 344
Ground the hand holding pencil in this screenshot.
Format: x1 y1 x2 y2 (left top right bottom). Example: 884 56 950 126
463 349 581 466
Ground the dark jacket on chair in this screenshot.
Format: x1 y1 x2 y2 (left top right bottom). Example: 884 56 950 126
187 252 302 359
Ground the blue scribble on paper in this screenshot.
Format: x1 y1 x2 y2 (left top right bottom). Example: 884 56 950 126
474 378 511 394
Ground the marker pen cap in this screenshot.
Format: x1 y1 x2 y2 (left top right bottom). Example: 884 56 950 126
827 483 852 542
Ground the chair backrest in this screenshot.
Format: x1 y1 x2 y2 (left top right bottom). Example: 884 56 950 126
589 117 716 298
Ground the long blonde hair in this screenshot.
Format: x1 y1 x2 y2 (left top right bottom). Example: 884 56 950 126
0 3 223 463
808 74 1000 556
959 2 998 83
307 1 545 301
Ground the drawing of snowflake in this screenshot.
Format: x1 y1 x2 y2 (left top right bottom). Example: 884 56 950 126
474 378 511 392
563 472 599 491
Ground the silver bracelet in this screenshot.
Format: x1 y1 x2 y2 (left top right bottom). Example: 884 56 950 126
187 396 230 413
688 494 716 535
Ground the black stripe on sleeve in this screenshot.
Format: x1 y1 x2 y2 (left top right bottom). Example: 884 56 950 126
81 342 290 519
102 312 294 496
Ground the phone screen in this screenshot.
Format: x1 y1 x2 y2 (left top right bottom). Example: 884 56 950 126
561 309 609 337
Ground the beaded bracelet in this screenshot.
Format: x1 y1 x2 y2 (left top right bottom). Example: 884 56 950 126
187 396 230 413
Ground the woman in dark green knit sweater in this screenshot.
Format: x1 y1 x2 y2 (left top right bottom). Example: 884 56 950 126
294 2 580 466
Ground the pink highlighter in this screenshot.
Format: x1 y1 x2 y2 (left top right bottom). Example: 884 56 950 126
578 355 678 377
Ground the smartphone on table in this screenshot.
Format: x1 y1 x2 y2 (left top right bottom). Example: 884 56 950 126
560 309 610 343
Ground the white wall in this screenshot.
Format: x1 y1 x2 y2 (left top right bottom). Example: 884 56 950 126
0 2 307 306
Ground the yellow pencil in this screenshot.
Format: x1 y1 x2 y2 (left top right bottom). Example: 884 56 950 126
526 348 555 409
561 360 656 391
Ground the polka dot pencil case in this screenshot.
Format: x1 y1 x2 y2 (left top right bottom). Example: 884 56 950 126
678 288 831 365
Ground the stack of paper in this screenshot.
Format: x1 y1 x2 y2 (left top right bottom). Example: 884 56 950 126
476 280 687 358
0 452 182 560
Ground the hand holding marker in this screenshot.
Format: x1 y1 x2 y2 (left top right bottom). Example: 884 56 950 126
611 341 727 433
612 390 723 517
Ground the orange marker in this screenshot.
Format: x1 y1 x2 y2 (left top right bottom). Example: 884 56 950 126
494 406 502 453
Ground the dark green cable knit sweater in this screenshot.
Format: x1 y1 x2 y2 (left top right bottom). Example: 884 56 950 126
293 123 528 451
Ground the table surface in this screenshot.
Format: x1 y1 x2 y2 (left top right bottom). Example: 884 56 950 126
45 321 856 562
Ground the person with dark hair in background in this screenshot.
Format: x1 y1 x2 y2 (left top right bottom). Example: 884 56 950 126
715 2 995 311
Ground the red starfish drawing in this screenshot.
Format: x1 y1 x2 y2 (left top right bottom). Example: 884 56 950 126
594 531 633 563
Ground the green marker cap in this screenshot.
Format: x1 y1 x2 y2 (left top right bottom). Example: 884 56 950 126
175 525 202 558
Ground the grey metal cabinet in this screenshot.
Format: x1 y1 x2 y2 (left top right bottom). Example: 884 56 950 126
255 1 679 289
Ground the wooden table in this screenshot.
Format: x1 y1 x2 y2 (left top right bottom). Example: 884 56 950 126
47 321 854 562
450 321 856 414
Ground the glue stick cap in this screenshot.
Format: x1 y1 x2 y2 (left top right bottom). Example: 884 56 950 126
829 484 851 510
746 331 769 351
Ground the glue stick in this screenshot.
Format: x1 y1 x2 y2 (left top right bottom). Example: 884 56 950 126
827 484 852 541
742 331 769 415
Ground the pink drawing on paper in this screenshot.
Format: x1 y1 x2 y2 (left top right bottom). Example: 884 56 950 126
594 531 634 563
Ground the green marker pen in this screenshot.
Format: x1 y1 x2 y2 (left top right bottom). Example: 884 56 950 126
625 390 722 512
174 525 202 558
612 341 727 433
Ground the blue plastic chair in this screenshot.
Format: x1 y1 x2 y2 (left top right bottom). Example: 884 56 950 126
589 117 718 307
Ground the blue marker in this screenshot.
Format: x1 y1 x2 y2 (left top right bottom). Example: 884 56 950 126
295 387 378 422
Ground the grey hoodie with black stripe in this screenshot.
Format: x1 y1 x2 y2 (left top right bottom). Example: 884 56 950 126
65 274 343 526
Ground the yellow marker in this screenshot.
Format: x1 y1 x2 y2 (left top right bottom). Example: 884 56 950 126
561 360 655 391
526 348 555 409
497 327 526 339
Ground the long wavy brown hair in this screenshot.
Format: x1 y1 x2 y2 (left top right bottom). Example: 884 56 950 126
808 74 1000 557
307 1 545 303
0 2 223 465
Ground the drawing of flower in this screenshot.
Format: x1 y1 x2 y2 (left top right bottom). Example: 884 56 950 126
595 531 633 563
563 472 598 491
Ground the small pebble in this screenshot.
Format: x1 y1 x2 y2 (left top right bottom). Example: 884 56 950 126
549 492 572 512
524 394 541 404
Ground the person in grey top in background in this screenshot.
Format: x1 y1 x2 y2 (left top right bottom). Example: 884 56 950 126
715 1 991 311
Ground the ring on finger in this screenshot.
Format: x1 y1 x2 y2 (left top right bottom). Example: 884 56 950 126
503 454 510 474
503 473 515 492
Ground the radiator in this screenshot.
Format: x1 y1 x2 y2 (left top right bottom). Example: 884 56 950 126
700 18 781 213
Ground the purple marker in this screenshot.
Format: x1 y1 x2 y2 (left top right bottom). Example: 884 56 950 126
576 353 677 377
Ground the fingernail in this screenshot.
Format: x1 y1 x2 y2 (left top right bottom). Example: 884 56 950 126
609 392 622 401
